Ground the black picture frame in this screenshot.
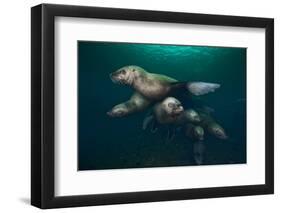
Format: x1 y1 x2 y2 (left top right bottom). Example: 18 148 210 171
31 3 274 209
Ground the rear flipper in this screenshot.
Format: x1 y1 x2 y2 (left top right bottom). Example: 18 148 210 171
193 141 205 165
187 82 220 96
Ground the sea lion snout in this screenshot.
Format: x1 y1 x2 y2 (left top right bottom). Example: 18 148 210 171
209 124 228 140
109 71 119 78
174 105 184 114
194 126 204 141
107 111 114 116
109 71 121 83
109 72 115 81
109 68 132 85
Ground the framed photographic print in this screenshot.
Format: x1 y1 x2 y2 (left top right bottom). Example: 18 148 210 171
31 3 274 209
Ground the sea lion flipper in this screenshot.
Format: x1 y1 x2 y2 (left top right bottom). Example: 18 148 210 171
186 82 220 96
142 113 159 133
108 92 150 118
143 114 154 130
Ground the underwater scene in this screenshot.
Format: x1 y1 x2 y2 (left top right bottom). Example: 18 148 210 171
78 41 246 170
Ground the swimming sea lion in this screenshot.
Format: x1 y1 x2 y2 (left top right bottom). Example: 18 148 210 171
143 97 201 141
185 124 205 165
110 65 220 100
143 97 206 164
198 110 228 140
143 97 228 141
152 97 201 125
107 92 150 117
153 97 184 124
142 97 184 139
185 124 204 141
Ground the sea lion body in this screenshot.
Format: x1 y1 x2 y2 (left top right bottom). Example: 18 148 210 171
110 65 220 101
132 71 177 101
186 124 205 165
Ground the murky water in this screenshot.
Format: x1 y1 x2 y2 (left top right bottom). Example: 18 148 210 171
78 41 246 170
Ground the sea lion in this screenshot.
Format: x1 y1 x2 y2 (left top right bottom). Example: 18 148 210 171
142 97 206 164
143 97 228 141
153 97 184 124
198 110 228 140
110 65 220 100
143 97 201 141
107 92 150 117
142 97 183 139
185 124 205 165
153 97 201 125
108 65 220 117
185 124 204 141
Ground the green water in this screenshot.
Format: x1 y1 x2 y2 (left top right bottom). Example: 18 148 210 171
78 41 246 170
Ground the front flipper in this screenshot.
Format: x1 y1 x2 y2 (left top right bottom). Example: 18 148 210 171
107 92 150 118
143 114 158 133
143 114 154 130
187 82 220 96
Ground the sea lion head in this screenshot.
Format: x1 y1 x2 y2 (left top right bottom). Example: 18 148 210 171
107 103 130 117
162 97 184 118
110 65 145 86
194 126 204 141
209 124 228 140
184 109 201 123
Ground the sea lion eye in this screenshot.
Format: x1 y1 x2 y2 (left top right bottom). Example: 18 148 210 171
168 103 174 108
120 69 126 74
